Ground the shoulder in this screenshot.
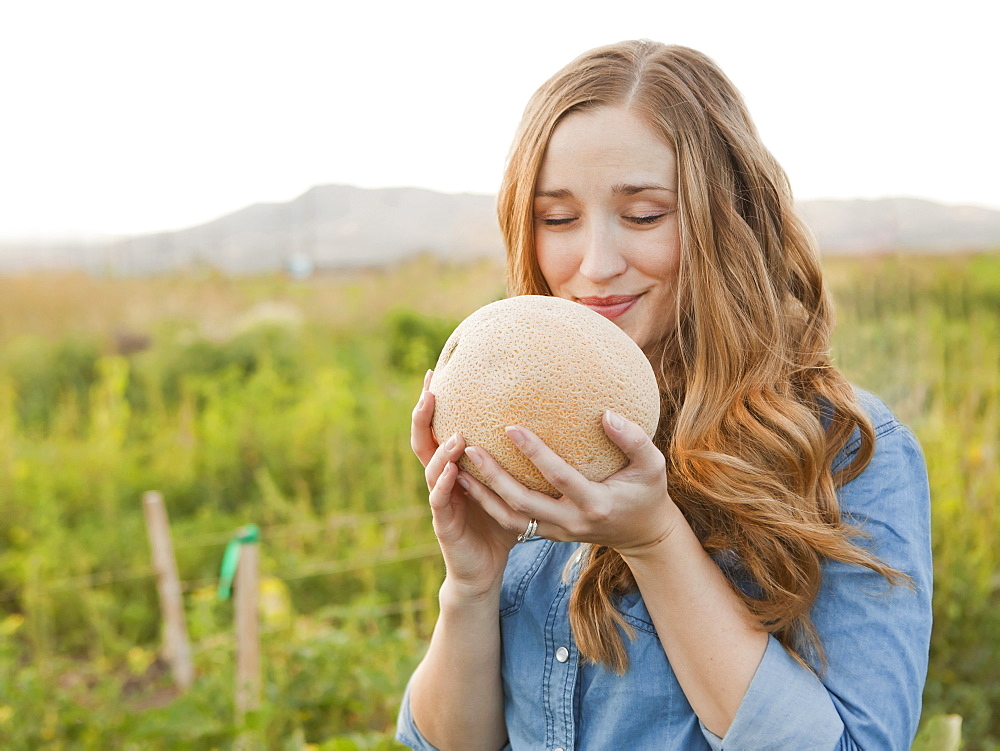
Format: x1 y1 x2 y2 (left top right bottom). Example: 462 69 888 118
828 387 931 575
831 386 922 477
806 386 933 748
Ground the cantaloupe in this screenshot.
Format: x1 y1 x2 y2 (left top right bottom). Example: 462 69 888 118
429 295 660 497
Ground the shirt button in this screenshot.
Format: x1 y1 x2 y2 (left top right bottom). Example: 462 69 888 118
554 748 565 751
555 646 569 663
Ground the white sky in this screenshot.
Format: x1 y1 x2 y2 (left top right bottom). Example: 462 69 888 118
1 0 997 239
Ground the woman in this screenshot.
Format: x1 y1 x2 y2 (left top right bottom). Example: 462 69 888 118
397 40 932 750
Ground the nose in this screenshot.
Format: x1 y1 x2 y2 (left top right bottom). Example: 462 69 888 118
578 222 627 283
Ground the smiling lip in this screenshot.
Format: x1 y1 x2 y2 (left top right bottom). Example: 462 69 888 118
576 294 641 320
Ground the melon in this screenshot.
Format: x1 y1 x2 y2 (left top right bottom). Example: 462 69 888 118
429 295 660 497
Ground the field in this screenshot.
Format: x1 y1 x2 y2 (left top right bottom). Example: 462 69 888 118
0 253 997 749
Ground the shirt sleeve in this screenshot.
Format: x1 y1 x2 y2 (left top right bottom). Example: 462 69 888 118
700 420 933 751
395 677 441 750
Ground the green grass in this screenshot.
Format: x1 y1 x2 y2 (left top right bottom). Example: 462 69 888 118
0 253 996 749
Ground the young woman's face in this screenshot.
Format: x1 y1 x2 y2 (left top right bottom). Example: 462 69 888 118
533 106 681 354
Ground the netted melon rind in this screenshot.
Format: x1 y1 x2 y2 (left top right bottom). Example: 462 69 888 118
430 295 660 497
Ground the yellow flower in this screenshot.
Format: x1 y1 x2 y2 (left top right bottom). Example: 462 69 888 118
0 614 24 636
965 441 986 468
12 459 29 482
191 585 217 603
40 711 56 740
8 526 29 545
259 576 293 631
127 646 155 676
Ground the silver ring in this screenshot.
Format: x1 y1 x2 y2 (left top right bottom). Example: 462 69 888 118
516 518 538 543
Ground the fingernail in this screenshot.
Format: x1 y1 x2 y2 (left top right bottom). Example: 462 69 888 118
606 410 625 430
505 426 526 447
424 369 434 389
465 447 484 467
456 474 470 490
444 434 457 451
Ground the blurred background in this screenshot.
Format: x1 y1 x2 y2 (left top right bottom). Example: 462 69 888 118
0 0 996 748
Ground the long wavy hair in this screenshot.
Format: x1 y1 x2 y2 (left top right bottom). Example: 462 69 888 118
498 40 907 674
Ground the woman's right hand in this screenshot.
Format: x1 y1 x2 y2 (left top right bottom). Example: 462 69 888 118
411 370 515 599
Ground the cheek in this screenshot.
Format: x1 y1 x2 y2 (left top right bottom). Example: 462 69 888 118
633 246 679 285
535 241 575 289
643 228 681 282
657 251 681 284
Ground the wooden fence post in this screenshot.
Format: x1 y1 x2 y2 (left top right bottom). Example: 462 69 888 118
142 491 194 691
234 526 261 723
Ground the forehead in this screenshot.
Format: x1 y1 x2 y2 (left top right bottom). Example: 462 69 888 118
537 107 677 189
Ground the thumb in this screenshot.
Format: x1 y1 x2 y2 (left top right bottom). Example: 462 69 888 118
603 410 662 469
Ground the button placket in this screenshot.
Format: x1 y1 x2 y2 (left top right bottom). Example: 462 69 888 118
551 586 578 751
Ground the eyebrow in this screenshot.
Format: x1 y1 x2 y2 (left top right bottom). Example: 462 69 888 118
534 183 676 198
612 183 677 196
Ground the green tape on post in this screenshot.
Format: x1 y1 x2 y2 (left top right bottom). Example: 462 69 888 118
217 524 261 601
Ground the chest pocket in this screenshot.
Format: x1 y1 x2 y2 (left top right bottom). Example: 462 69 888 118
615 589 658 635
500 539 551 617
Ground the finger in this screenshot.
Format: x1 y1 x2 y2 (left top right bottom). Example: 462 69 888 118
464 445 569 525
454 469 524 535
425 433 466 491
455 470 550 542
602 410 665 473
429 460 459 513
428 462 467 544
504 425 595 502
410 381 438 466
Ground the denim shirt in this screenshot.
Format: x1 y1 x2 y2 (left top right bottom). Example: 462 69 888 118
396 389 933 750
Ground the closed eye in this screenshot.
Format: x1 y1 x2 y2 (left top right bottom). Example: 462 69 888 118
538 216 576 226
625 213 666 225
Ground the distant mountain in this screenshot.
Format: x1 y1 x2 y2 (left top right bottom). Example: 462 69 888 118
94 185 503 275
1 187 998 274
797 197 1000 254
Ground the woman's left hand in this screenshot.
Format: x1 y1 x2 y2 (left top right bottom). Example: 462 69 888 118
458 410 683 557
